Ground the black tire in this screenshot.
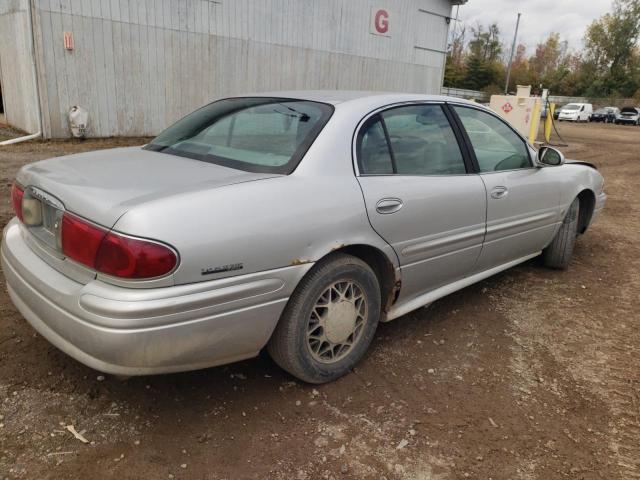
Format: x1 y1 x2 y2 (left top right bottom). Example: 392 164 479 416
268 253 381 384
542 198 580 270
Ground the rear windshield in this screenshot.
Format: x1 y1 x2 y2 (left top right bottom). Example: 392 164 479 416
145 97 334 174
621 107 638 114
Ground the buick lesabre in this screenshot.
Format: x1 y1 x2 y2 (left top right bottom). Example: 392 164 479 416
1 92 606 383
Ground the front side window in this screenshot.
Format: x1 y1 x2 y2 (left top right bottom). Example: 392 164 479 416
145 97 333 173
454 107 531 173
358 104 467 176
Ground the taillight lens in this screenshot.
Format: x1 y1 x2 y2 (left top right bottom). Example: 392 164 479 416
11 183 24 222
61 212 177 279
95 232 177 279
61 213 108 268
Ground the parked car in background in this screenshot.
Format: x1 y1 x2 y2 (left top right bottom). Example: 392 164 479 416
590 107 620 123
553 105 565 120
558 103 593 122
616 107 640 125
2 92 607 384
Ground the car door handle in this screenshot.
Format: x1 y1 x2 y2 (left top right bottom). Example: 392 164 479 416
376 198 404 214
491 186 509 199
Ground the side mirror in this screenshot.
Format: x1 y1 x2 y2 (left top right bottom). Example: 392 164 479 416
537 146 565 167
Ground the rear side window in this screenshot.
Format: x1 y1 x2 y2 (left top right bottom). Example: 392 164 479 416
357 104 467 176
145 97 333 174
454 106 531 172
356 117 394 174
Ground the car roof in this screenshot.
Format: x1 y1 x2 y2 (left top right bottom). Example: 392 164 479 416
239 90 475 107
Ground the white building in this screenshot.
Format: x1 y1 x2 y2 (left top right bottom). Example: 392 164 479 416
0 0 466 138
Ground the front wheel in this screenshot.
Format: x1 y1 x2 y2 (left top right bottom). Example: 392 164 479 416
268 254 381 384
542 198 580 270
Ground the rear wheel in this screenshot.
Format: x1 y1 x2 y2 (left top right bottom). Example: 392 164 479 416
268 254 381 384
542 198 580 270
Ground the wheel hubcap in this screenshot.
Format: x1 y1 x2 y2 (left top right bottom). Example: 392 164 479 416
306 281 367 364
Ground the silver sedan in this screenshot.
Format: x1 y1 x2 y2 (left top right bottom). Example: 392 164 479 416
2 92 606 383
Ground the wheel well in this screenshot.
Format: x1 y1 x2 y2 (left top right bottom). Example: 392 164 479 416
335 244 400 313
577 189 596 234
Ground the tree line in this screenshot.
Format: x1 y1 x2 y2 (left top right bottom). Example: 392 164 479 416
444 0 640 100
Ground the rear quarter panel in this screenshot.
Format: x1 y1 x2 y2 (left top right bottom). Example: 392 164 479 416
111 107 398 286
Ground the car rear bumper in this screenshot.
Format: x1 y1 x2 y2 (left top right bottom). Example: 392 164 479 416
617 119 638 124
2 219 312 375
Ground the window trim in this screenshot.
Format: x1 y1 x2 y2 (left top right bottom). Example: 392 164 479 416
446 102 534 174
352 101 476 177
378 115 399 174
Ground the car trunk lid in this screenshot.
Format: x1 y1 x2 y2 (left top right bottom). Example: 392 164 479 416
17 146 278 228
15 147 279 282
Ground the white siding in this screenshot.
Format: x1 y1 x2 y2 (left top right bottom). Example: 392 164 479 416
30 0 454 138
0 0 40 133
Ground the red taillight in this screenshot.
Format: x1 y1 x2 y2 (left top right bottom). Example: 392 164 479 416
95 232 177 279
61 213 107 268
61 212 177 279
11 184 24 222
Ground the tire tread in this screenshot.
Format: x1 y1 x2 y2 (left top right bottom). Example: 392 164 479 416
268 253 380 383
542 198 580 269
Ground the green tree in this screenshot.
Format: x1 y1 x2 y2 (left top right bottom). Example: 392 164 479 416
468 23 502 62
463 55 499 89
583 0 640 96
462 23 503 90
442 2 640 98
444 25 467 87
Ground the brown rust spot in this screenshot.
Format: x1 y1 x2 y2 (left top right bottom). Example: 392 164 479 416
290 258 311 266
384 278 402 313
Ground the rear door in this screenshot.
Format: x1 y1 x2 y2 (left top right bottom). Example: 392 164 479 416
451 105 563 272
355 103 487 303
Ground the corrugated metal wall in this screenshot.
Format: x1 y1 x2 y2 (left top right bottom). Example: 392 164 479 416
30 0 453 138
0 0 40 133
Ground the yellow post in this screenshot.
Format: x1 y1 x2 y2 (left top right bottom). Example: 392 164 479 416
528 99 542 144
544 103 555 143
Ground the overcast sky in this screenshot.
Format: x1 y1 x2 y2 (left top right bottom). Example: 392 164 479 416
453 0 615 53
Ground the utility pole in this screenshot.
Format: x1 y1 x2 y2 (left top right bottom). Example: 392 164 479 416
504 12 522 94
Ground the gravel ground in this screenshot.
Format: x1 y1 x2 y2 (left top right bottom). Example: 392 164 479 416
0 122 638 479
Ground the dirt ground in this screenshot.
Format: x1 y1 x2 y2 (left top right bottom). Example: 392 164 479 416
0 122 638 480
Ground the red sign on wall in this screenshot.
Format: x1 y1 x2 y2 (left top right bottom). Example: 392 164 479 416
63 31 74 50
370 7 391 37
502 102 513 114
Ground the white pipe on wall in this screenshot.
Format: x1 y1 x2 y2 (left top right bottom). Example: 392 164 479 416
0 131 41 146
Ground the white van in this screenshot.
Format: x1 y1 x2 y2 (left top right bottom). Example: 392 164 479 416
558 103 593 122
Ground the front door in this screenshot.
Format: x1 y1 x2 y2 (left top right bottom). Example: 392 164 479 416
355 103 487 303
452 105 563 272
